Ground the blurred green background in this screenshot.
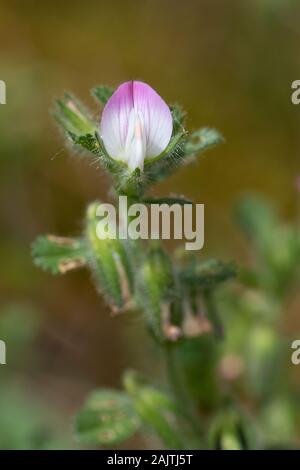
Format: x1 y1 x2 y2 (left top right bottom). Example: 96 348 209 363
0 0 300 449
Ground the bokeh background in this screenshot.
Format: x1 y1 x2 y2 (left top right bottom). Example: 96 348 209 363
0 0 300 449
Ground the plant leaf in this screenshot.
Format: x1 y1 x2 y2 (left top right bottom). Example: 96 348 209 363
32 235 87 275
180 259 237 290
74 389 140 446
54 92 96 136
142 196 193 206
170 103 186 134
86 202 134 308
123 371 186 449
91 85 114 106
185 127 224 156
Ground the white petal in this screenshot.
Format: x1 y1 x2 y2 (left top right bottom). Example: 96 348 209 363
125 109 147 171
130 81 173 160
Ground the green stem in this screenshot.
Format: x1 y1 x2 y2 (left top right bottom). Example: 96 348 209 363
164 343 204 446
204 289 224 339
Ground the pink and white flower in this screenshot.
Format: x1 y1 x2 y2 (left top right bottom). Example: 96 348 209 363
100 81 173 172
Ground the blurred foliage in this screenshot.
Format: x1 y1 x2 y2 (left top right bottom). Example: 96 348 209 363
0 385 70 450
0 304 74 449
215 196 300 449
75 389 140 446
72 194 300 449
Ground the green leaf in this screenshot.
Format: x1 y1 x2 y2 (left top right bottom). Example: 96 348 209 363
75 389 140 446
170 104 186 134
86 202 134 308
123 371 185 449
67 131 106 161
142 196 193 206
54 92 96 136
184 127 224 156
91 85 114 106
32 236 87 275
180 259 237 290
67 132 99 153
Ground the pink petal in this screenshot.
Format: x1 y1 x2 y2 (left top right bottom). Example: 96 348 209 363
100 81 173 170
100 81 134 163
131 81 173 159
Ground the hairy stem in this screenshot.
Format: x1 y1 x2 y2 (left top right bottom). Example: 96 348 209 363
164 343 204 447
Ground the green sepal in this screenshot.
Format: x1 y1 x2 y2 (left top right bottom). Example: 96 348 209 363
91 85 114 106
170 103 186 134
184 127 224 156
74 389 140 446
67 131 113 169
134 131 187 191
180 259 237 291
54 92 96 137
53 93 123 177
109 130 188 197
31 235 87 275
53 90 223 197
144 130 186 168
142 196 193 206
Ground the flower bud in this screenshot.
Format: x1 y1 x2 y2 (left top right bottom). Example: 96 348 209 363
86 201 133 310
100 81 173 172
